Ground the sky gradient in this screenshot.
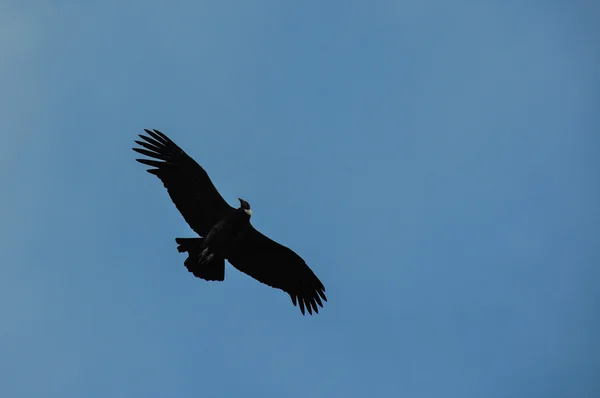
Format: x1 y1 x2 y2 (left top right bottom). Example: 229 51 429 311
1 1 599 397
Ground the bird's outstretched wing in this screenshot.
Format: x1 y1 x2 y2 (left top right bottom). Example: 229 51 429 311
133 129 234 236
226 225 327 315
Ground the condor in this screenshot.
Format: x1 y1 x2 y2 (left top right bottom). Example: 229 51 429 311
133 129 327 315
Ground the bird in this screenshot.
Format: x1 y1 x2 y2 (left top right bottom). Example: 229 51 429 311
132 129 327 315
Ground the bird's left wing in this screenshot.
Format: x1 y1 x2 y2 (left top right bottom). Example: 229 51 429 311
133 129 235 236
226 225 327 315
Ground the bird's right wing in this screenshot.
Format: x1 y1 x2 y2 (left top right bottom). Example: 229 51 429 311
133 129 234 236
226 225 327 315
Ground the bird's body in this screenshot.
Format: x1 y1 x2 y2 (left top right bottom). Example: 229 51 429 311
133 129 327 315
187 202 251 272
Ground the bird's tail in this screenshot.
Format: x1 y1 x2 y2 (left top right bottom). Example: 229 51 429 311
175 237 225 281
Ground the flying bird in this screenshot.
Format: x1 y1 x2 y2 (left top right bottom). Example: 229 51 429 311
133 129 327 315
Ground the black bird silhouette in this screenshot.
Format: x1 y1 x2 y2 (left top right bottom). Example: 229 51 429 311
133 129 327 315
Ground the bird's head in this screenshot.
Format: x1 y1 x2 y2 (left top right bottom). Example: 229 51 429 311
238 198 252 217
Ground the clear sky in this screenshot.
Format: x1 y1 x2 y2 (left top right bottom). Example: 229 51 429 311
1 1 598 397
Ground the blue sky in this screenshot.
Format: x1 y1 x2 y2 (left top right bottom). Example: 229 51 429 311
1 1 598 397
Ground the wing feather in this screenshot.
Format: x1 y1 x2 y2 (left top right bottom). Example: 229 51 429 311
133 129 234 236
226 225 327 315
